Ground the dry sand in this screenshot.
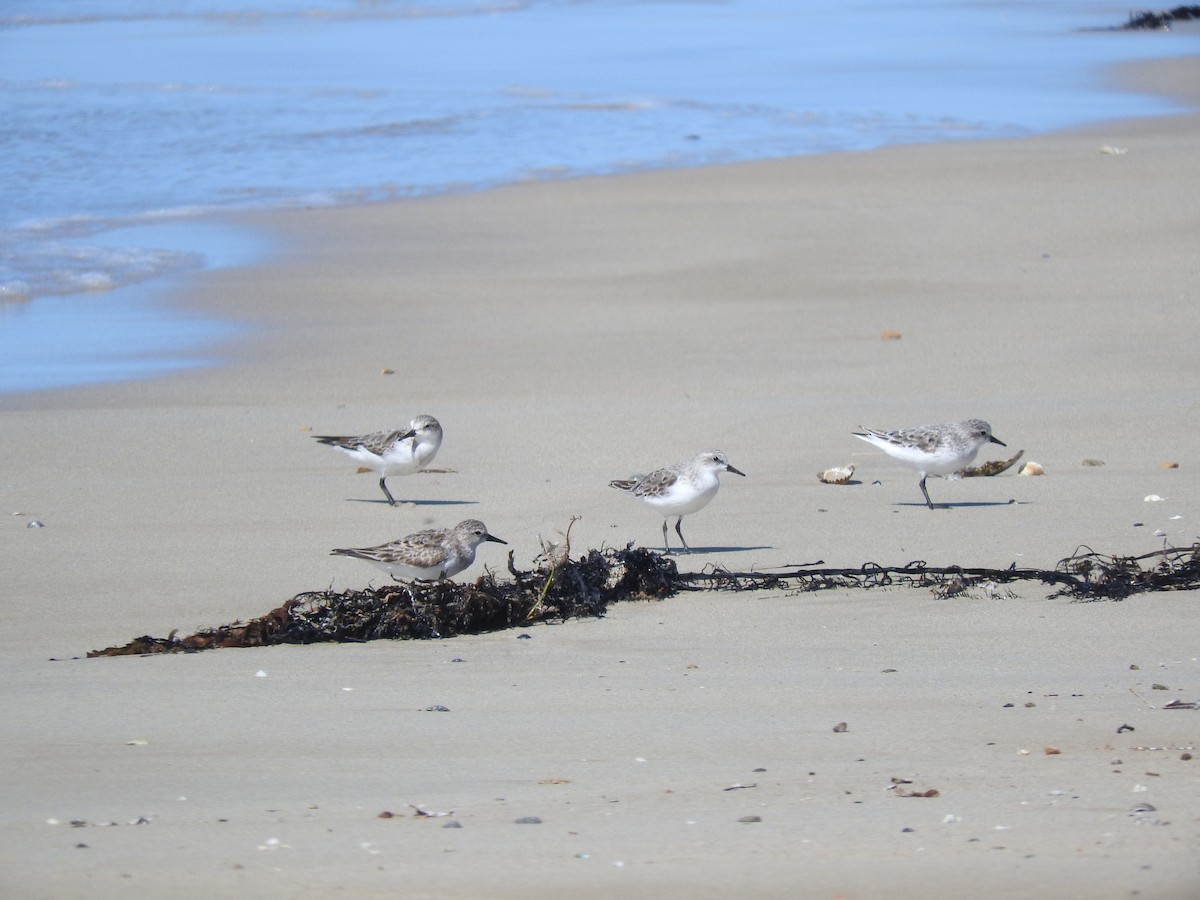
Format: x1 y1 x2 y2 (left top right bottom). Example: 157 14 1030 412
2 58 1198 898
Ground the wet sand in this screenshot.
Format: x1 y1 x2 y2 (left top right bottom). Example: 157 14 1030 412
1 59 1198 898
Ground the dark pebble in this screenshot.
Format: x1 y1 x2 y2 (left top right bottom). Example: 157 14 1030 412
515 816 543 825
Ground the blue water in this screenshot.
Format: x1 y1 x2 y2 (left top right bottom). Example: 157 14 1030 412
1 0 1197 393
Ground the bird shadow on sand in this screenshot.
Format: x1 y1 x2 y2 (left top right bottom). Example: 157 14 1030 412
659 544 773 555
347 498 479 507
893 499 1027 510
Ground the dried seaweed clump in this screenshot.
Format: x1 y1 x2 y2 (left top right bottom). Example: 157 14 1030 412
87 542 1200 657
1053 543 1200 601
89 545 678 657
1120 5 1200 29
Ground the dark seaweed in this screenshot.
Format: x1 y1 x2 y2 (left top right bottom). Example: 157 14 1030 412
88 542 1200 657
1111 6 1200 29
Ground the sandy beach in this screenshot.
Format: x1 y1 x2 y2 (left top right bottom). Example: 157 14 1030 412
2 56 1199 898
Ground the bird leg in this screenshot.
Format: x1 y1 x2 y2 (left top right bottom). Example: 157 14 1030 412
919 475 936 510
674 516 692 552
379 476 398 506
661 518 671 554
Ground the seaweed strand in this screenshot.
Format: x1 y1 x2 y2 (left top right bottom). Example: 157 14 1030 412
87 542 1200 657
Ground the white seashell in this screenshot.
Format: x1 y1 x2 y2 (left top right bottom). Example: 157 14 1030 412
818 464 855 485
1018 462 1044 476
1100 145 1128 155
1143 495 1166 502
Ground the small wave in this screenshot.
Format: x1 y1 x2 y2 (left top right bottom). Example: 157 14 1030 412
298 113 470 141
0 280 32 300
0 235 204 302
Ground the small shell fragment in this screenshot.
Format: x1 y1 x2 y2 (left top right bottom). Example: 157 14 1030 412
1100 145 1128 155
880 330 902 341
1144 495 1166 503
1018 462 1044 476
818 464 855 485
1160 461 1179 469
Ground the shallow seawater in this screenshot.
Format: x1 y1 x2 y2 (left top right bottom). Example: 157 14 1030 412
0 221 264 393
1 0 1197 393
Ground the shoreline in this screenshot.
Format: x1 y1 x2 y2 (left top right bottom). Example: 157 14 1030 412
4 47 1200 398
1 55 1199 898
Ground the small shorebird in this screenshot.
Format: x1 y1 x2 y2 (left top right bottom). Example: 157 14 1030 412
331 518 506 582
314 414 442 506
853 419 1006 509
610 450 745 553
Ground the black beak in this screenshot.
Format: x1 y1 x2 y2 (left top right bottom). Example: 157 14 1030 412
989 436 1007 447
486 534 508 545
726 464 747 477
